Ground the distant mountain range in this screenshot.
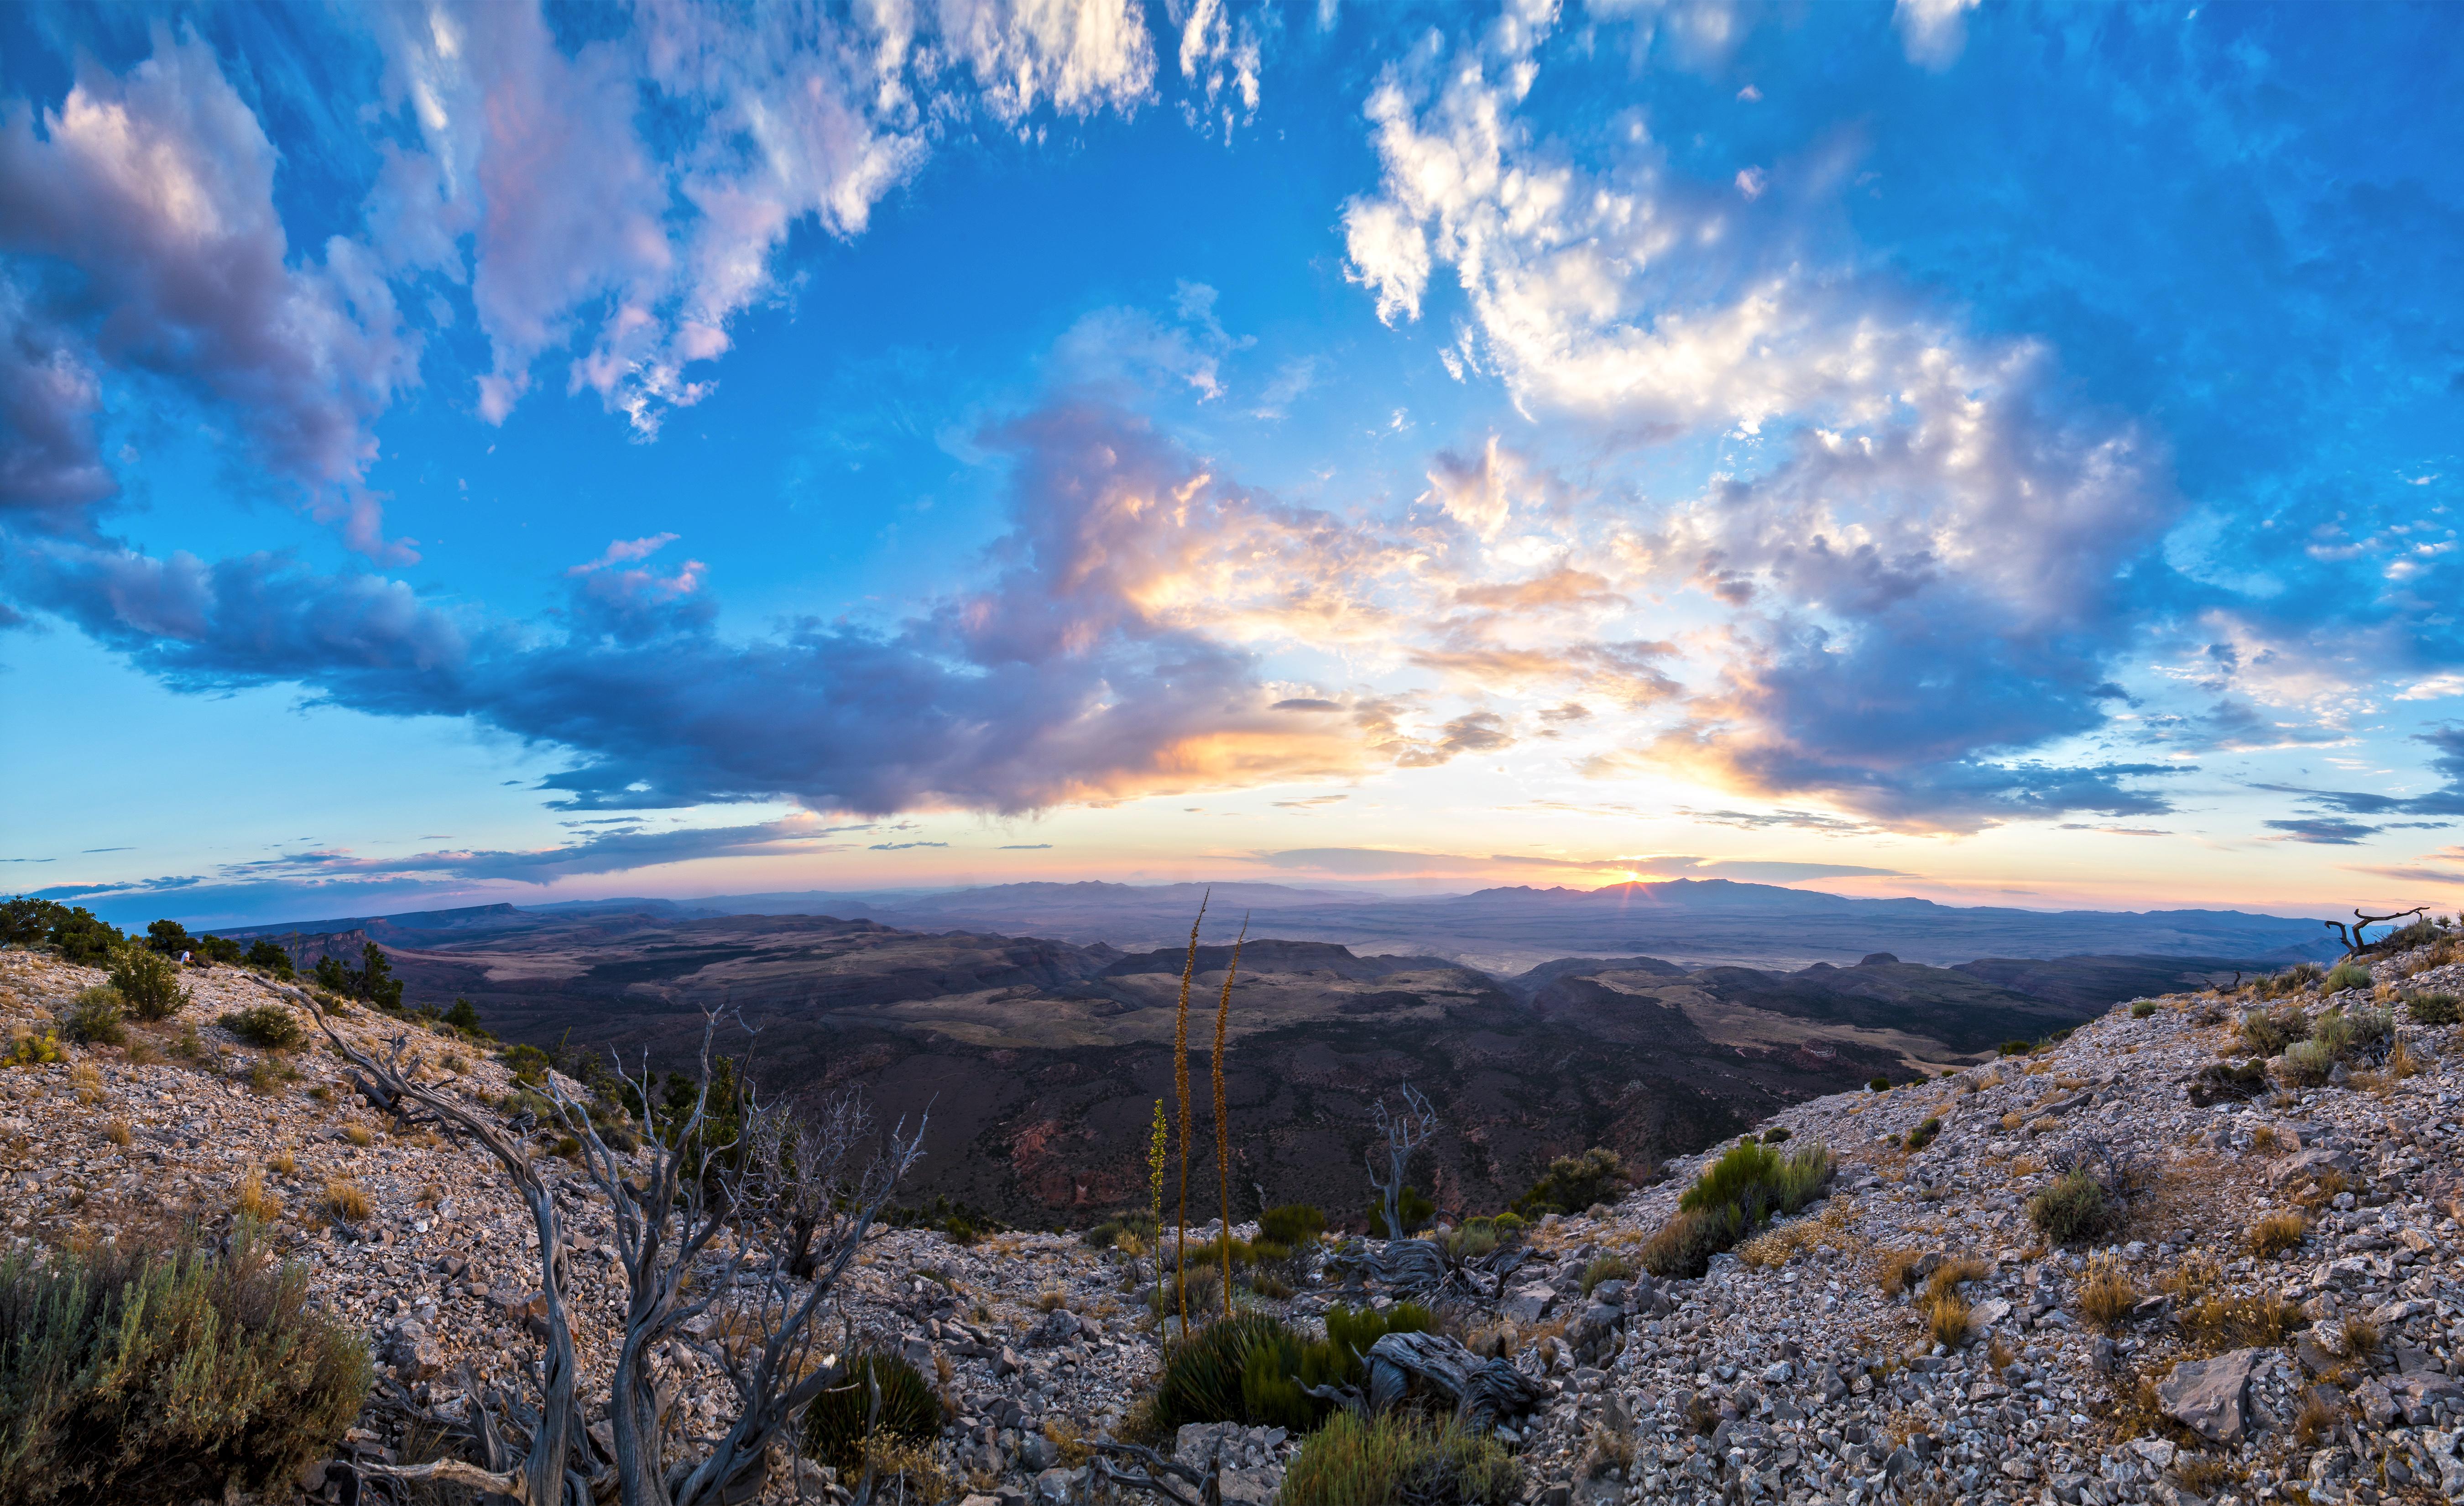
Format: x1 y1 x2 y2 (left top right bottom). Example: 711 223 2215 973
647 877 2339 971
226 877 2341 971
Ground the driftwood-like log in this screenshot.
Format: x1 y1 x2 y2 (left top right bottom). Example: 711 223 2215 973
1308 1330 1549 1432
1090 1438 1223 1506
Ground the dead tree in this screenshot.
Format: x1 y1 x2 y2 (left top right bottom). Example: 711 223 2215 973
758 1093 877 1281
1364 1082 1437 1242
300 994 924 1506
2325 905 2427 955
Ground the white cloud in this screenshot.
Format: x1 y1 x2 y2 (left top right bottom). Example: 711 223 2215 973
0 28 421 555
1894 0 1981 70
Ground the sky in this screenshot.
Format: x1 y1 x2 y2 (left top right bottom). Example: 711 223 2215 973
4 0 2463 931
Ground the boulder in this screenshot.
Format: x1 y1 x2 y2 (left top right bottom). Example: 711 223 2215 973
2156 1347 2271 1443
1502 1282 1556 1326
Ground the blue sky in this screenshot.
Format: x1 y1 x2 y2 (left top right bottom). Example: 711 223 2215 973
4 0 2462 930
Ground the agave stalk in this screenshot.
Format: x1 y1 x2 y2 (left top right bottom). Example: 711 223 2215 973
1171 891 1207 1329
1212 914 1247 1317
1147 1098 1169 1336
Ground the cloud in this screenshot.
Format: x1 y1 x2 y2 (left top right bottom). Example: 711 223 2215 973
9 400 1369 815
366 0 1157 437
1270 698 1343 712
1271 795 1347 809
0 28 421 554
867 841 949 850
44 816 855 908
1680 807 1880 835
1893 0 1981 70
1335 9 2197 832
2264 817 2380 846
2258 727 2464 819
999 843 1053 848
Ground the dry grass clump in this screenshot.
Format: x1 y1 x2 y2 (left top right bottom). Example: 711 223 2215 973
234 1168 283 1223
2078 1254 2138 1332
1035 1288 1071 1313
1739 1205 1853 1270
2164 1253 2304 1356
2248 1124 2281 1155
1875 1249 1927 1296
2247 1211 2307 1258
268 1149 298 1177
2174 1455 2237 1496
340 1124 374 1148
1917 1258 1990 1348
320 1178 372 1223
2292 1168 2349 1210
2294 1389 2341 1447
1041 1417 1091 1468
104 1118 131 1147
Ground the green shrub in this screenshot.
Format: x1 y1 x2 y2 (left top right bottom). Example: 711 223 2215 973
2130 1000 2158 1019
1640 1141 1832 1278
241 941 294 979
61 988 127 1047
2255 962 2324 1000
145 920 193 956
2406 991 2461 1026
1868 1076 1893 1090
1579 1255 1634 1295
3 1030 65 1067
798 1352 940 1475
2277 1039 2334 1086
2026 1168 2122 1245
219 1004 305 1051
1760 1126 1791 1143
1081 1213 1158 1250
1904 1116 1941 1151
1438 1221 1495 1264
441 997 491 1038
0 1225 371 1504
1278 1409 1521 1506
194 936 243 966
2240 1004 2311 1056
2312 1006 2391 1060
1489 1210 1526 1236
108 947 189 1022
501 1043 552 1084
1994 1040 2034 1057
1150 1313 1316 1434
1365 1186 1435 1239
1258 1203 1327 1246
1152 1306 1434 1437
1512 1147 1631 1218
2322 961 2374 994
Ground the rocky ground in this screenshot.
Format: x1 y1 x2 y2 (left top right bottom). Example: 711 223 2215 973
5 939 2463 1505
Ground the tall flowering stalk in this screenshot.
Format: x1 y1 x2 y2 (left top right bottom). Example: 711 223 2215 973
1147 1098 1169 1335
1211 915 1248 1318
1171 891 1207 1329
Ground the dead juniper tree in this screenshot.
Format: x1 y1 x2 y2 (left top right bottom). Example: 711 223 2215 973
1361 1083 1445 1293
2325 905 2428 955
300 994 924 1506
1364 1081 1437 1242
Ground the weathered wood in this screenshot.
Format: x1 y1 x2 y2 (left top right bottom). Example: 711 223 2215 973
1362 1330 1549 1430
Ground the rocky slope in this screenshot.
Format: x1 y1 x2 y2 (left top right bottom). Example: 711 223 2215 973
5 935 2461 1506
